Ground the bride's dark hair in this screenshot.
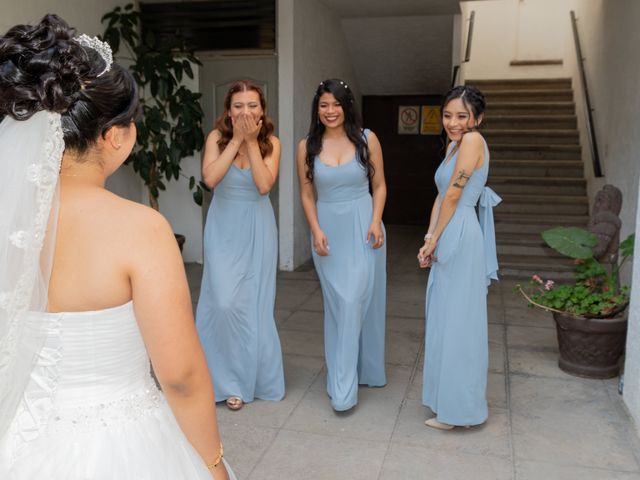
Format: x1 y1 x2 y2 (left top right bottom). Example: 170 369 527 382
0 14 139 154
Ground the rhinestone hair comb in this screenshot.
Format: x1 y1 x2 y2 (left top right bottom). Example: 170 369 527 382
74 34 113 77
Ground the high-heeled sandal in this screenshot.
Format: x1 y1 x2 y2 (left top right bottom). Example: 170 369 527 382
225 396 244 411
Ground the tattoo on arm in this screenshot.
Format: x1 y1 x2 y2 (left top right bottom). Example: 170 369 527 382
452 169 471 189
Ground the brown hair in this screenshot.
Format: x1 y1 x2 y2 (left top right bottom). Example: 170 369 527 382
215 80 274 158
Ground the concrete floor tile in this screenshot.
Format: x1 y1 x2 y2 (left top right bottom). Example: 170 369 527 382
248 430 386 480
386 315 424 335
392 397 511 458
507 325 558 350
489 323 505 345
490 341 506 374
279 329 325 357
274 309 293 327
274 279 319 310
386 328 423 366
217 423 279 479
516 460 640 480
283 365 412 441
280 309 323 333
508 348 573 379
510 376 638 471
488 372 508 410
505 306 556 329
489 304 505 324
215 354 324 429
380 443 513 480
296 290 324 312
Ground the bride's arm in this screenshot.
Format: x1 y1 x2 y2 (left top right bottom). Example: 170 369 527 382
128 210 228 480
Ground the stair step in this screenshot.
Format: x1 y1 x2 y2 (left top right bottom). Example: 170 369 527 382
494 213 588 234
498 254 575 271
482 115 577 130
498 243 565 258
496 194 588 215
488 176 586 195
496 232 546 244
484 89 574 102
483 129 579 145
468 78 572 91
491 144 581 160
487 101 575 115
490 160 584 178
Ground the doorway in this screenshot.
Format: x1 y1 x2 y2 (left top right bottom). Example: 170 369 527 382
363 94 444 225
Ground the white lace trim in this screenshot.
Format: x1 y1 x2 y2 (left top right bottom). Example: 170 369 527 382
0 112 62 315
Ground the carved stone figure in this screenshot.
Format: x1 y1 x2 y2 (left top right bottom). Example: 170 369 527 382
588 184 622 265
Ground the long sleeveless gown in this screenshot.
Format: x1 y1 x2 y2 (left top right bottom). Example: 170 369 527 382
0 302 236 479
196 164 284 403
312 129 387 411
422 138 501 426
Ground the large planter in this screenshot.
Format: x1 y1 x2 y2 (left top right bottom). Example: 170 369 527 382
553 310 628 379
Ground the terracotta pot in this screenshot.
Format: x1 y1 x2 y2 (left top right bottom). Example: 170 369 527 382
553 309 628 379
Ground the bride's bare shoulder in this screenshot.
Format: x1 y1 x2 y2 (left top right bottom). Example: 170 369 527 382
103 191 175 245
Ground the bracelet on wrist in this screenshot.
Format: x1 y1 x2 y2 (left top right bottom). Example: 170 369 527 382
206 443 224 470
424 233 433 242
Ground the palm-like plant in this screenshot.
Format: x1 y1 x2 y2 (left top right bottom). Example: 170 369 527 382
102 3 207 209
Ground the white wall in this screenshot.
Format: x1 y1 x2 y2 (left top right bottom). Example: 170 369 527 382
625 190 640 432
278 0 360 270
342 15 454 95
0 1 123 35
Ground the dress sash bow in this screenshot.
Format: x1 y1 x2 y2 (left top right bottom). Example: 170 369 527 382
478 186 502 284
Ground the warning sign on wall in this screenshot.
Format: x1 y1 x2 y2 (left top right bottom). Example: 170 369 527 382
420 106 442 135
397 106 420 135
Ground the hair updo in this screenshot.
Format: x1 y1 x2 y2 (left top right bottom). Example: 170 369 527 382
441 85 486 119
0 14 139 154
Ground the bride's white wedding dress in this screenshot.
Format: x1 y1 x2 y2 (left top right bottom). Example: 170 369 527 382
0 301 235 479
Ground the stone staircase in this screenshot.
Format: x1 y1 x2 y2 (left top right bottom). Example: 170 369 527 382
468 78 588 279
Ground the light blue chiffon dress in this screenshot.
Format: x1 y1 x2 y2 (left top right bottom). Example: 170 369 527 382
312 129 387 411
196 164 284 403
422 138 501 426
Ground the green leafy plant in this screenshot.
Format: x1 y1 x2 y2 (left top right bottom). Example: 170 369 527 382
516 227 635 317
102 3 207 209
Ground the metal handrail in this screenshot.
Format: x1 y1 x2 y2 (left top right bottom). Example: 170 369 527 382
570 10 603 177
452 10 475 87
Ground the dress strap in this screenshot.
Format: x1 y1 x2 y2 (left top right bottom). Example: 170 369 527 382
478 186 502 284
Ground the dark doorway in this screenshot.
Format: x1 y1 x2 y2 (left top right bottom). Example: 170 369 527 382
363 95 444 225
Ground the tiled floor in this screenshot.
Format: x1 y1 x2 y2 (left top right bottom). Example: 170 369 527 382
186 225 640 480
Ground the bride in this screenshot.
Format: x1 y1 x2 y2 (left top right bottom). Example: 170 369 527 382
0 14 234 479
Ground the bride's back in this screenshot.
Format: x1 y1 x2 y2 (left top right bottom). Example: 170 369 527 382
47 180 157 313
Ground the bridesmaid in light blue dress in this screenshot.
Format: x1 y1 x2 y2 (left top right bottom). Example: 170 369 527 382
418 86 501 429
297 79 387 411
197 80 284 410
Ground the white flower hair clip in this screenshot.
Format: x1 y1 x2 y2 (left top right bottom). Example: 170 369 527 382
74 34 113 77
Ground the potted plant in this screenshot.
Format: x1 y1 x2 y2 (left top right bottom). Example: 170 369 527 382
516 226 635 379
101 4 208 249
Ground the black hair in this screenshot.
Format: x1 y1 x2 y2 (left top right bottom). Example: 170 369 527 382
441 85 486 120
0 14 139 154
304 78 372 183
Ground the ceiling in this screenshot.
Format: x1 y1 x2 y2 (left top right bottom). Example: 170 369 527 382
319 0 461 17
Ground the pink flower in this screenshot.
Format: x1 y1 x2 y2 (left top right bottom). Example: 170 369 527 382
532 275 543 284
544 280 555 291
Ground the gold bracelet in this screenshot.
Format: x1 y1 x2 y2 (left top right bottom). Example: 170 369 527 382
207 444 224 470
